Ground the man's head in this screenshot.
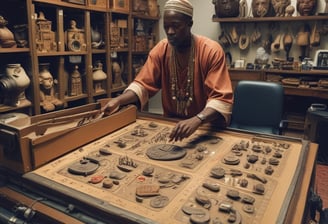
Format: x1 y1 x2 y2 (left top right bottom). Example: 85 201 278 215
163 0 193 49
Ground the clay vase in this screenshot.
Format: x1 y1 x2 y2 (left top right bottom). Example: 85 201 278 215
2 63 30 106
92 61 107 93
213 0 240 18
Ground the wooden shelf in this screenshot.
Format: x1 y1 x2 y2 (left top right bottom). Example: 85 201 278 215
212 15 328 23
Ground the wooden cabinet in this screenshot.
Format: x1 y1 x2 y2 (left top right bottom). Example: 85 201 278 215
0 0 160 115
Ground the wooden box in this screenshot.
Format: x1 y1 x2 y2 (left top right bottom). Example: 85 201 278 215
0 103 137 173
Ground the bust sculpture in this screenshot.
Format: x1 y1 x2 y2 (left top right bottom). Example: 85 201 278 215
212 0 240 18
297 0 317 16
251 0 275 17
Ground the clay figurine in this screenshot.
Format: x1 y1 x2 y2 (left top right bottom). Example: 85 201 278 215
0 15 17 48
39 64 64 112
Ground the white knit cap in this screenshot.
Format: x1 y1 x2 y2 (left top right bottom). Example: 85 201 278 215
164 0 193 17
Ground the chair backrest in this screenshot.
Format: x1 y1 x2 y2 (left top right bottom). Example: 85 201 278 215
229 80 284 134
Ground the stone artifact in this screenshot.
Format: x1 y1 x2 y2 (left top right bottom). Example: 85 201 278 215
35 12 57 52
297 0 317 15
39 63 64 112
146 144 186 160
0 15 17 48
251 0 275 17
212 0 240 17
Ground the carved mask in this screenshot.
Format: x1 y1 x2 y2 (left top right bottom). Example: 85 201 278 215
212 0 240 18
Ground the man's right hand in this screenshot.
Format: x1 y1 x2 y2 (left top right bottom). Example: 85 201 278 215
101 98 120 116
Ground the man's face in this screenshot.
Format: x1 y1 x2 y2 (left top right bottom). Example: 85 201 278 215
163 11 192 48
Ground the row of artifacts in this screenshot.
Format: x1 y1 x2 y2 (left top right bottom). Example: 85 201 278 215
213 0 327 18
0 60 125 112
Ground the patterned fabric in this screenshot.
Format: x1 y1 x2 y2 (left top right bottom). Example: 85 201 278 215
164 0 193 17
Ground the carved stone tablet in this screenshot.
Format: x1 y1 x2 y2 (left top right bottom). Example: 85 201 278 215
146 144 186 161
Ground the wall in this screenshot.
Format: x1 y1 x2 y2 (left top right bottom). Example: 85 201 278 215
148 0 328 114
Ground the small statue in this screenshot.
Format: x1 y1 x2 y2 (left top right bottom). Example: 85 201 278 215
0 15 17 48
69 65 82 96
212 0 240 18
112 61 126 87
39 64 64 112
272 0 291 16
297 0 317 16
251 0 275 17
65 19 86 52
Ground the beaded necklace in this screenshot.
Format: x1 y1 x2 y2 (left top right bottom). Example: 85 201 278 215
169 35 195 116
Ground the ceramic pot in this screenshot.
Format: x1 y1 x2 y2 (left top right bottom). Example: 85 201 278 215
1 63 30 105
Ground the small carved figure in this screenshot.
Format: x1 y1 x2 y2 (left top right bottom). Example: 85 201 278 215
251 0 275 17
212 0 240 18
297 0 317 16
69 65 82 96
0 15 17 48
285 5 295 16
239 0 248 17
39 65 63 112
272 0 291 16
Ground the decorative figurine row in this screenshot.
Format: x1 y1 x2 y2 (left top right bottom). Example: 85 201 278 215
213 0 326 18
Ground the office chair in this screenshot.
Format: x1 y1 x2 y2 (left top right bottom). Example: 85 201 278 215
229 80 286 135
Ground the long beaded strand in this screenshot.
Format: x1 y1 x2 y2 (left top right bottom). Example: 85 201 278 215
170 36 195 116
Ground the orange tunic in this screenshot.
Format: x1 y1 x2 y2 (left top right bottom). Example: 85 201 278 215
128 35 233 121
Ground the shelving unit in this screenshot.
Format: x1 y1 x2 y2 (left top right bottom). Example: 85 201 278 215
0 0 160 115
213 12 328 131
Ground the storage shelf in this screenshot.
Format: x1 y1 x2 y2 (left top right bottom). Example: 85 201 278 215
212 15 328 23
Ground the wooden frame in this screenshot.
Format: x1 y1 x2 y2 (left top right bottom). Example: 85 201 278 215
112 0 129 12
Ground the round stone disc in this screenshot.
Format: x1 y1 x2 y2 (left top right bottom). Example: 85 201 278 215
146 144 186 161
68 159 99 176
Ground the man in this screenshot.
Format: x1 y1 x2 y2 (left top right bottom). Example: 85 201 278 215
102 0 233 141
